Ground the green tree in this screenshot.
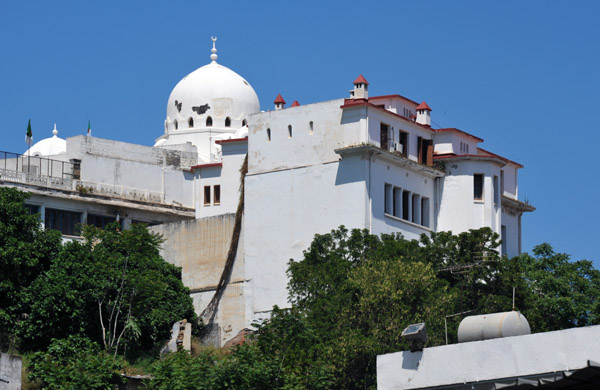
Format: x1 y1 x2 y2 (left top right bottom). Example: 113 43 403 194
516 243 600 332
28 335 124 390
0 188 62 350
19 223 196 355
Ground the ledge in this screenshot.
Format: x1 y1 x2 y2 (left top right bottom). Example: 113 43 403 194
335 144 445 178
502 195 535 213
384 213 432 232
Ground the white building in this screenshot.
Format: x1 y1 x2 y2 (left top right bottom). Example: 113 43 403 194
0 39 534 346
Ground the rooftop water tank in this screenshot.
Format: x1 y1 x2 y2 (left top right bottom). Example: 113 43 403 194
457 311 531 343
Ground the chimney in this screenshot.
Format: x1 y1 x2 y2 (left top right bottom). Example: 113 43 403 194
274 94 286 110
415 101 432 126
351 75 369 99
291 100 300 107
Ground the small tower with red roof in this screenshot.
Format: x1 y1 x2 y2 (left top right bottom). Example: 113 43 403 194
351 75 369 100
415 101 432 126
274 94 286 110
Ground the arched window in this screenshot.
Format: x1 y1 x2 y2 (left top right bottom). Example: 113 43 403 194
288 125 292 138
174 120 178 130
206 116 213 127
188 117 194 128
225 117 231 127
309 121 314 135
267 128 271 141
242 119 247 127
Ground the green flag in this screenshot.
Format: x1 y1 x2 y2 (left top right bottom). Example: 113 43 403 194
87 120 92 137
25 119 33 146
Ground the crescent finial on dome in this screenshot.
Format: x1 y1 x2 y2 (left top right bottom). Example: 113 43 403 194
210 36 218 63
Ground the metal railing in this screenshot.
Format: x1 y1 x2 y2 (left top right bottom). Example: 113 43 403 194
0 151 74 190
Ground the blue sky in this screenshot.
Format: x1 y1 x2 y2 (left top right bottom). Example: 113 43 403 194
1 1 598 267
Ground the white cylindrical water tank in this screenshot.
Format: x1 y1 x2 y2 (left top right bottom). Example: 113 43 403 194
457 311 531 343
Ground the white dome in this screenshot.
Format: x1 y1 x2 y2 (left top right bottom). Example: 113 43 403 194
166 61 260 129
25 125 66 157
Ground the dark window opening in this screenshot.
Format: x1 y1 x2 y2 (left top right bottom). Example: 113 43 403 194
225 117 231 127
174 120 178 130
474 174 484 200
25 204 40 215
242 119 247 126
417 137 432 165
206 117 213 127
204 186 211 205
45 208 81 236
384 184 392 214
267 128 271 141
309 121 314 134
87 214 117 229
288 125 292 138
213 185 221 205
493 175 499 204
188 117 194 128
402 190 410 220
71 159 81 180
398 131 408 157
380 123 389 150
393 187 402 217
501 225 507 255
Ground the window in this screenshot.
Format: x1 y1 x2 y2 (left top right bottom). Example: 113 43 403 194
25 204 40 215
225 117 231 127
242 119 247 127
384 184 392 214
493 175 499 205
393 187 402 217
267 128 271 141
288 125 292 138
188 117 194 128
474 174 484 200
213 185 221 205
380 123 389 150
204 186 211 206
71 159 81 180
206 116 213 127
417 137 433 165
398 131 408 157
421 197 430 227
412 194 421 224
500 170 505 194
309 121 314 135
402 190 411 220
174 119 178 130
87 214 117 229
45 208 81 236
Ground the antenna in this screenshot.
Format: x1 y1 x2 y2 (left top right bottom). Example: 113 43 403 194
444 310 474 345
512 286 516 311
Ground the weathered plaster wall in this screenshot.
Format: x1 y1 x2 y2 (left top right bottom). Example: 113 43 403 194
151 214 246 346
0 353 21 390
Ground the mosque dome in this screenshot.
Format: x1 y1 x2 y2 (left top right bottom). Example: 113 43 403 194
164 38 260 133
24 124 66 157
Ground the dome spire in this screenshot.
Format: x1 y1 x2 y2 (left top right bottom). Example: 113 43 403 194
52 123 58 137
210 36 218 63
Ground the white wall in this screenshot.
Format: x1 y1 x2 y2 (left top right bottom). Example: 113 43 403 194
377 325 600 390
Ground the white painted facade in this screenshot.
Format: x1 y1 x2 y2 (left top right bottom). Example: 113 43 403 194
377 325 600 390
0 41 534 346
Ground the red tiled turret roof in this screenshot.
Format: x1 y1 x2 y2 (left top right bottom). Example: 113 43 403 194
353 75 369 85
274 94 286 104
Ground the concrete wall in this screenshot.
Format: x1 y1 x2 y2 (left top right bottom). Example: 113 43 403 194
377 325 600 390
244 159 367 315
151 214 246 347
0 353 21 390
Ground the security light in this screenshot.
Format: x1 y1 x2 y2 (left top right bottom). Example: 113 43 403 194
401 322 427 351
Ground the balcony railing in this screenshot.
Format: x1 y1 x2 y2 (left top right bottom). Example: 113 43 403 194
0 151 74 190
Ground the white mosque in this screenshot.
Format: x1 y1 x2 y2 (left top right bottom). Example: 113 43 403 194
1 38 534 347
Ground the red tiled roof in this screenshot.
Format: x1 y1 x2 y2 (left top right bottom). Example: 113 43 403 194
340 99 433 130
274 94 286 104
215 137 248 145
416 101 432 111
434 128 484 142
190 162 222 170
353 75 369 85
477 147 523 168
369 94 420 106
291 100 300 107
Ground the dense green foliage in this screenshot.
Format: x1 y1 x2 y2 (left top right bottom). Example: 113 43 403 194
28 335 124 390
147 345 282 390
0 188 62 349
